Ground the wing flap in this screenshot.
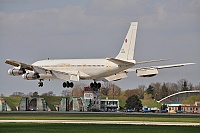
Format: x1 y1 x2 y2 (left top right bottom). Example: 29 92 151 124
136 59 169 65
32 66 48 74
51 70 80 81
51 70 70 81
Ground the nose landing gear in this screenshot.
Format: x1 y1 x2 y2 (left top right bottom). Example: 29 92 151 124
38 80 43 87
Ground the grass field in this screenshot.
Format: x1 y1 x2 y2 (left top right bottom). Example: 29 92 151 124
0 112 199 123
3 97 22 111
1 112 199 132
0 123 200 133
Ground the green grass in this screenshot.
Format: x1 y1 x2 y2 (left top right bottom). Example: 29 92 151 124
182 95 200 104
0 123 199 133
0 112 199 123
3 96 22 111
141 99 161 109
42 96 64 111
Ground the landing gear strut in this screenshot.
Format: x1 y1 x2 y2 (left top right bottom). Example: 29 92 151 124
38 80 43 87
63 81 74 88
90 82 101 89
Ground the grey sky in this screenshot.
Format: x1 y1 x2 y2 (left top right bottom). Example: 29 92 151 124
0 0 199 96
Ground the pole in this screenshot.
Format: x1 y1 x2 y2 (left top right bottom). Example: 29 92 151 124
113 83 114 99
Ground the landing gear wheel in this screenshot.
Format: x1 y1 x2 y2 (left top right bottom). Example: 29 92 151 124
97 83 101 89
63 82 67 88
90 82 101 89
38 81 43 87
94 82 97 88
63 81 74 88
69 82 74 88
90 82 94 88
66 81 70 88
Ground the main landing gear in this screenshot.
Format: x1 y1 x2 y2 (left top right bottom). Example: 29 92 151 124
38 80 43 87
63 81 74 88
90 82 101 89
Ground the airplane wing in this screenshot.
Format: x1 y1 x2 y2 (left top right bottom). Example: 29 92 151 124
153 63 195 69
106 58 168 66
135 59 169 65
127 63 195 72
5 59 33 70
5 59 80 81
126 63 195 77
51 70 80 81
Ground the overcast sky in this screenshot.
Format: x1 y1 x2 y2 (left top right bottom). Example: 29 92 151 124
0 0 199 96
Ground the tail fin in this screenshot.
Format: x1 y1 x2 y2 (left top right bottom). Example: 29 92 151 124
115 22 138 60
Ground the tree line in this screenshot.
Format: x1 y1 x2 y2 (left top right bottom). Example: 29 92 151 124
4 79 199 102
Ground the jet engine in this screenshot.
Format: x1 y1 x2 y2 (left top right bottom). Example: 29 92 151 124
136 68 158 77
8 68 26 76
22 73 40 80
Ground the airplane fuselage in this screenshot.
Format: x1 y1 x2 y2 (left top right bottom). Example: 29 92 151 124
32 59 135 80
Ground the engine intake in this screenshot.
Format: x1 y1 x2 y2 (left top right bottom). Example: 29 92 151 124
8 68 26 76
136 68 158 77
22 73 40 80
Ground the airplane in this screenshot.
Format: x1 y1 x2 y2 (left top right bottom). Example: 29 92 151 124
5 22 195 88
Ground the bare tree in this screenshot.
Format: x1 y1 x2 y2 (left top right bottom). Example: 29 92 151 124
194 84 200 90
61 89 72 96
108 84 121 97
27 92 33 97
100 82 121 97
41 91 55 96
10 92 26 97
151 82 162 100
71 83 86 97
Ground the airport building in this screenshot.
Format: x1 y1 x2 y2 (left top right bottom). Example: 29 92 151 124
70 87 101 111
1 87 120 112
167 101 200 113
69 87 119 112
100 98 119 112
17 97 51 111
0 97 11 111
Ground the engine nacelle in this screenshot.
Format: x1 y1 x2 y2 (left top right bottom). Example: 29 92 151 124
8 68 26 76
136 68 158 77
22 73 40 80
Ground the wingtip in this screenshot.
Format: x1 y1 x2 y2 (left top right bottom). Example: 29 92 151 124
186 63 196 65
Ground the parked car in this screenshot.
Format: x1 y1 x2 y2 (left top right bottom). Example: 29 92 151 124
142 109 151 113
158 110 168 113
124 109 133 112
176 110 184 113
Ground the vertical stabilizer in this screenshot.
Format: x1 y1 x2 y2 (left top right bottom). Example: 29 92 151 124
116 22 138 60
